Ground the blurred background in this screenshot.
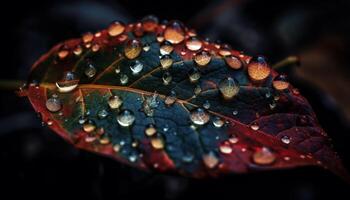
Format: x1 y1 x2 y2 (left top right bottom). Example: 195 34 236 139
1 0 350 199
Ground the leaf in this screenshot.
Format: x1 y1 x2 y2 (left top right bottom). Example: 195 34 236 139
24 16 348 179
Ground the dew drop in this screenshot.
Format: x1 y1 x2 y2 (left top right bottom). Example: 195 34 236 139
115 65 121 74
232 110 238 116
99 136 110 145
130 60 143 74
219 143 233 154
273 74 289 91
160 41 174 55
190 108 210 125
145 124 157 136
188 67 201 83
247 56 271 81
203 100 211 109
151 137 165 149
162 71 172 85
164 20 185 44
281 135 291 144
84 63 97 78
97 109 109 119
82 32 94 43
182 153 194 163
91 44 100 52
78 116 87 125
194 50 211 66
46 96 62 112
124 39 142 59
228 135 239 144
73 45 83 56
203 151 219 169
113 143 121 152
47 120 53 126
83 120 96 133
219 77 240 99
213 116 224 128
120 74 129 85
165 90 176 106
143 43 151 52
185 37 202 51
55 71 79 93
252 147 276 165
142 15 159 32
128 154 138 162
250 122 259 131
160 55 173 69
108 21 125 37
117 110 135 127
58 49 69 59
194 85 202 96
108 95 123 109
225 56 242 70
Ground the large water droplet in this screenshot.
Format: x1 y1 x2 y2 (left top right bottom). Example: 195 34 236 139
160 55 173 69
185 37 202 51
162 71 172 85
108 21 125 37
85 63 96 78
252 147 276 165
56 71 79 93
164 20 185 44
203 151 219 169
46 96 62 112
194 50 211 66
190 108 210 125
124 39 142 59
219 77 240 99
160 41 174 55
273 74 289 91
248 56 271 81
117 109 135 127
142 15 159 32
108 95 123 109
225 56 242 70
130 60 143 74
188 67 201 83
145 124 157 136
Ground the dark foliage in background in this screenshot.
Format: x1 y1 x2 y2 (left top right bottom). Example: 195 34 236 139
1 0 350 199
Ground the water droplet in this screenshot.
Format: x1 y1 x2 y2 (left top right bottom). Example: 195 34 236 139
83 120 96 133
97 109 109 119
46 96 62 112
194 85 202 96
117 110 135 127
108 21 125 37
143 43 151 52
273 74 289 91
269 102 276 109
281 135 291 144
186 37 202 51
250 122 259 131
151 137 165 149
228 135 239 144
82 32 94 43
190 108 210 125
252 147 276 165
203 151 219 169
194 50 211 66
120 74 129 85
165 90 176 106
85 63 96 78
182 153 194 163
232 110 238 116
130 60 143 74
99 136 110 145
157 35 164 42
202 100 211 110
225 56 242 70
219 77 240 99
145 124 157 136
58 49 69 59
73 45 83 56
248 56 271 81
164 20 185 44
113 144 121 152
213 116 224 128
160 55 173 69
55 71 79 93
128 154 138 162
160 41 174 55
124 39 142 59
188 67 201 83
219 143 233 154
142 15 159 32
162 71 172 85
108 95 123 109
219 47 232 57
47 120 53 126
78 116 87 125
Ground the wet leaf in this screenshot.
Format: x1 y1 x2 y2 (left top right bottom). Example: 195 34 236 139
24 16 348 179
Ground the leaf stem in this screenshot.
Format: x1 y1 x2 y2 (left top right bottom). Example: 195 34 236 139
272 56 300 70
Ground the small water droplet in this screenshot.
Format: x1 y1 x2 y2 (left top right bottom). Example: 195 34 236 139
145 124 157 136
232 110 238 116
143 43 151 52
250 122 259 131
113 144 121 152
85 63 97 78
82 32 94 43
219 77 240 99
185 37 202 51
160 55 173 69
248 56 271 81
108 21 125 37
78 116 87 124
203 151 219 169
228 135 239 144
273 74 289 91
269 102 276 109
97 109 109 119
182 153 194 163
219 143 233 154
225 56 242 70
56 71 79 93
83 120 96 133
128 154 138 162
120 74 129 85
281 135 291 144
108 95 123 109
165 90 176 106
58 49 69 59
46 96 62 112
130 60 143 74
194 85 202 96
162 71 172 85
160 41 174 55
47 120 53 126
164 20 185 44
194 50 211 66
142 15 159 32
151 137 165 149
124 39 142 59
188 67 201 83
202 100 210 110
213 116 224 128
73 45 83 56
117 110 135 127
190 108 210 125
252 147 276 165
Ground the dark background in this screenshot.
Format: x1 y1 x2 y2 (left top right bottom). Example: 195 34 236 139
1 0 350 199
